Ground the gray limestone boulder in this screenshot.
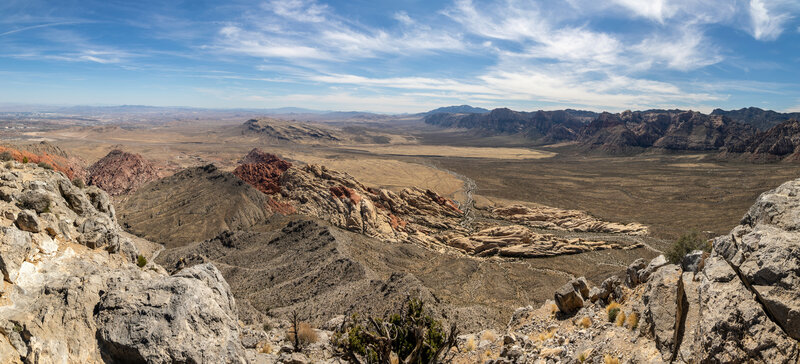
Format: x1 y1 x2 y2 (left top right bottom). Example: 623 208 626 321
638 255 667 284
0 227 32 282
15 209 41 233
95 263 246 364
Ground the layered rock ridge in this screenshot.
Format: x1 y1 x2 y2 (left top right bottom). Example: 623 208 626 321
219 149 648 258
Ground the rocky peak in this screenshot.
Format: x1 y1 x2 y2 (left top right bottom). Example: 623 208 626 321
88 149 165 196
233 148 292 194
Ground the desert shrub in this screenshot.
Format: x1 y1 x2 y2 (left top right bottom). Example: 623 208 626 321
72 178 85 188
615 311 626 327
256 341 272 354
463 336 476 352
606 302 621 322
480 330 496 342
0 151 12 161
666 230 711 264
333 298 458 364
626 312 639 330
37 162 53 170
604 354 621 364
578 348 593 363
22 156 28 164
4 161 12 169
288 322 318 345
136 255 147 267
578 316 592 328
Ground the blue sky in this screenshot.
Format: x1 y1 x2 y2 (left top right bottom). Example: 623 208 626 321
1 0 799 113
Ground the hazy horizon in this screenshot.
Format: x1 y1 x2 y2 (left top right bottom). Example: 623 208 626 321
2 0 799 113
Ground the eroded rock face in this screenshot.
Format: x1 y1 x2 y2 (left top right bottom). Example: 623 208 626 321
0 162 246 363
696 257 798 362
88 149 166 195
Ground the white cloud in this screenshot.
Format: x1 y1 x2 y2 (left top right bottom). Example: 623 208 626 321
214 0 465 60
263 0 328 23
633 26 723 71
749 0 791 40
393 11 413 25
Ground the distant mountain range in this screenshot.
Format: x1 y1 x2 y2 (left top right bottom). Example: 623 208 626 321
711 107 800 131
424 107 800 162
423 105 490 115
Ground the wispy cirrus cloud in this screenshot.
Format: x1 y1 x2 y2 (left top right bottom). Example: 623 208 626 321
214 0 465 60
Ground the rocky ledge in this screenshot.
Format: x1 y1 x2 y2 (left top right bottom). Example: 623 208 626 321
0 161 246 363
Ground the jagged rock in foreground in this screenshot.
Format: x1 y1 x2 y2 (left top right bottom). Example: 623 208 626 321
0 162 245 363
450 178 800 363
88 149 167 195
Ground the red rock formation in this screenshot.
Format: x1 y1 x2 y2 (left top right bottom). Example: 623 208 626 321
425 189 462 213
88 150 164 196
0 145 85 180
329 185 361 205
232 149 292 195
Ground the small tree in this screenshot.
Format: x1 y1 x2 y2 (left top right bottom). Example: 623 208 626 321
136 254 147 267
22 156 28 164
666 230 711 264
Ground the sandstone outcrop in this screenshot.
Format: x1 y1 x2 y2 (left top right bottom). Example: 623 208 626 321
88 149 167 195
490 204 648 235
0 162 247 363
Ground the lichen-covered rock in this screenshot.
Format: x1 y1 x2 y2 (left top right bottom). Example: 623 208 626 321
695 257 799 362
95 263 246 364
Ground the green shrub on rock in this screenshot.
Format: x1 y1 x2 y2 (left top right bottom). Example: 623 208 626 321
666 230 711 264
333 298 458 363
